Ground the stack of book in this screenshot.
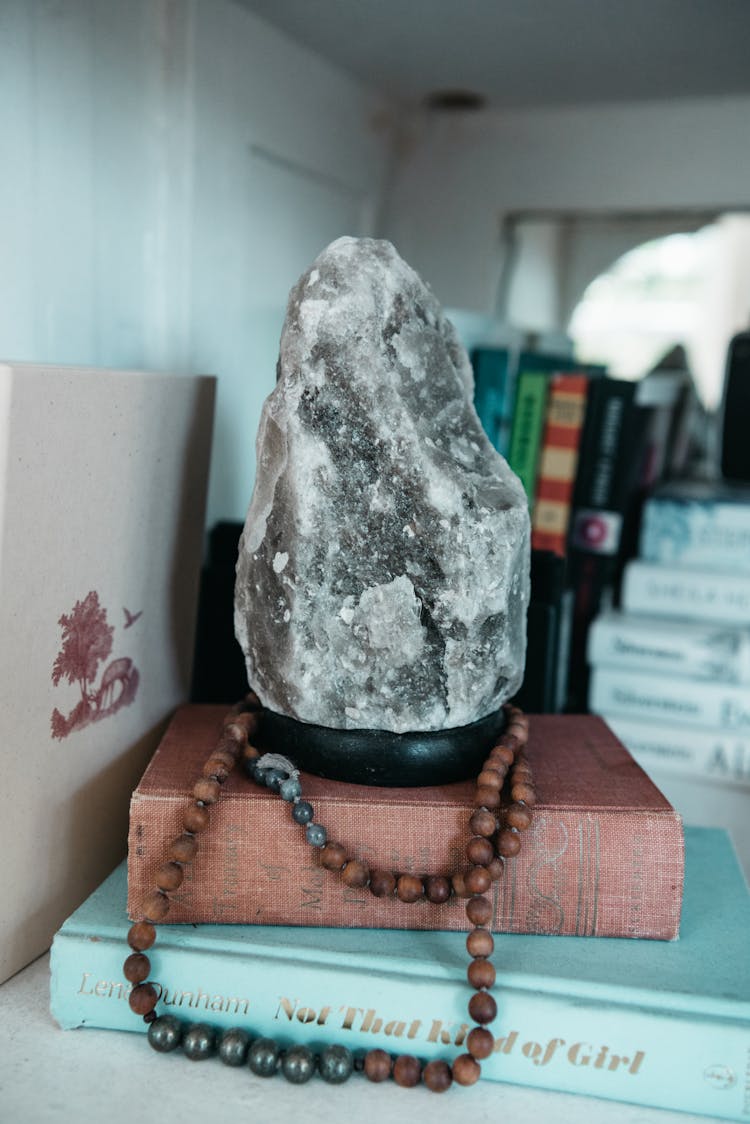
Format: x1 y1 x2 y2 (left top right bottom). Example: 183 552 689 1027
49 707 750 1120
470 344 691 712
588 478 750 874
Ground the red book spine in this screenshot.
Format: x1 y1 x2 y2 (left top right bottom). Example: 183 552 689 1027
127 706 684 940
531 373 590 556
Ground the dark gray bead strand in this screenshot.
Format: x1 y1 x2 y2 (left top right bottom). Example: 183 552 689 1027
305 823 326 847
248 1036 281 1077
147 1014 183 1053
318 1044 354 1084
292 800 314 825
281 1044 316 1084
218 1027 251 1066
182 1023 216 1060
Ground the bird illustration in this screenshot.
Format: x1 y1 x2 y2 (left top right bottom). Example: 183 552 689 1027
123 607 143 629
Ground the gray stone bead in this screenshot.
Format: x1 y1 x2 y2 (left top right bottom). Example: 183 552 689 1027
280 776 302 802
305 822 327 847
248 1036 280 1077
182 1023 216 1061
292 800 314 825
147 1015 183 1053
281 1044 316 1084
318 1044 354 1084
218 1027 251 1066
264 767 286 792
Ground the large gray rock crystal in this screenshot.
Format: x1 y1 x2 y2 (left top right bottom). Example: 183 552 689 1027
235 237 530 733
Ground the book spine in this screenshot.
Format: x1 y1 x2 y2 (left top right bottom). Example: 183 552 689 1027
587 612 750 684
565 378 639 709
520 549 566 712
602 714 750 788
621 561 750 624
531 374 589 557
590 667 750 732
127 795 683 938
49 929 750 1121
507 371 549 506
640 494 750 574
471 348 512 456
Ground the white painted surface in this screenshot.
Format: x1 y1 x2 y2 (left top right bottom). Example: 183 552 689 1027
236 0 750 111
0 0 390 526
4 3 750 523
382 96 750 314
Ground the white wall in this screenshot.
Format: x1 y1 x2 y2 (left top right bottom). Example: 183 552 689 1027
0 0 391 528
188 1 391 525
383 96 750 315
0 0 191 372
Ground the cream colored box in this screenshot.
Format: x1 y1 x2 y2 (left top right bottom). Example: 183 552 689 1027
0 362 215 982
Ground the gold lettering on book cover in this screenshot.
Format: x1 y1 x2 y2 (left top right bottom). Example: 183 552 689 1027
78 973 251 1016
76 974 651 1076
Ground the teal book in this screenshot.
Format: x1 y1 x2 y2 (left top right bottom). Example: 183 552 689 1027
471 347 514 457
50 828 749 1120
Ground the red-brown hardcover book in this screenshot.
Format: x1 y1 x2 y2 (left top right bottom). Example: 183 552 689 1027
127 706 684 939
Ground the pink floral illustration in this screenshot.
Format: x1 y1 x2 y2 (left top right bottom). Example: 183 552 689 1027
51 591 140 739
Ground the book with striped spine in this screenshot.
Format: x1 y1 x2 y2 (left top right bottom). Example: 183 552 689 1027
531 373 590 556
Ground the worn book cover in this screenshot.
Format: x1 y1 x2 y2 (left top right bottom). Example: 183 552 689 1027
52 828 749 1121
127 706 684 939
0 361 215 983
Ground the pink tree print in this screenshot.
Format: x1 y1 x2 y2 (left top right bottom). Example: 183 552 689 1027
52 591 114 706
51 591 139 739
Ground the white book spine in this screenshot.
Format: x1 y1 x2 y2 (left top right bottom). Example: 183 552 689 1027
587 611 750 684
640 495 750 574
589 667 750 733
603 714 750 788
622 561 750 624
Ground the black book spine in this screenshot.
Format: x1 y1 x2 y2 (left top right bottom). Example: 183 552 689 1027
565 378 639 710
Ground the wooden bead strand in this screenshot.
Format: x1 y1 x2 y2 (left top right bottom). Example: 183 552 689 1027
123 696 536 1093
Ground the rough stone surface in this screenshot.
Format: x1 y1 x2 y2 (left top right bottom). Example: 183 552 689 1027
235 236 530 733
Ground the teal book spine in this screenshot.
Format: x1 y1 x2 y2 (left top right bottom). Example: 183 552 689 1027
471 347 514 457
50 828 750 1120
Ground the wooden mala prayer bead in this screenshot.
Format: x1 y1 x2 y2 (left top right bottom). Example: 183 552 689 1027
393 1054 422 1088
369 869 396 897
363 1048 392 1082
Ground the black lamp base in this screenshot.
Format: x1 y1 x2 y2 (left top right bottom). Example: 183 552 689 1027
256 706 507 787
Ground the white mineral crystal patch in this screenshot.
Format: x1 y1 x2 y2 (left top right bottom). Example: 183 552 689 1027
339 603 354 625
234 236 530 732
